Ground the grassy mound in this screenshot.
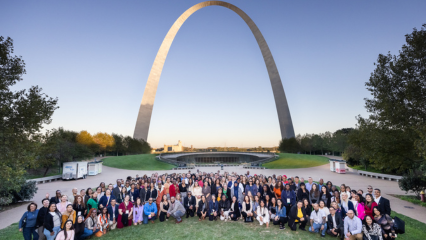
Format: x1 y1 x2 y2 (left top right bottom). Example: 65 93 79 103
262 153 329 169
102 154 175 170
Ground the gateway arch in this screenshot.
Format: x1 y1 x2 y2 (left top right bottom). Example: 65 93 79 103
134 1 295 141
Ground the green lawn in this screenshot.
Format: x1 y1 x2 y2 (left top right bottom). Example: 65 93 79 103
392 195 426 208
262 153 329 169
102 154 175 170
2 211 422 240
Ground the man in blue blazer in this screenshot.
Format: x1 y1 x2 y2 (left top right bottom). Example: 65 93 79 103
107 199 119 230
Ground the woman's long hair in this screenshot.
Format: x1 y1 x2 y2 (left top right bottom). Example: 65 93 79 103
60 220 75 240
47 203 62 218
85 208 97 223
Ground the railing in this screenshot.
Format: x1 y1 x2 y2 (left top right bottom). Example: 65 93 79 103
27 175 62 184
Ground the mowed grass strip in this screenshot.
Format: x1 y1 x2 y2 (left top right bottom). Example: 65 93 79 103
102 154 175 170
1 211 422 240
263 153 329 169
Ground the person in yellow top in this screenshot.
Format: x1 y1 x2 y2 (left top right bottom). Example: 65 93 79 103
61 204 76 228
288 201 307 231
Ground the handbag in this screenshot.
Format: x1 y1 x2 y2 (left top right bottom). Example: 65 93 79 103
121 213 129 226
393 216 405 234
362 235 379 240
22 214 27 229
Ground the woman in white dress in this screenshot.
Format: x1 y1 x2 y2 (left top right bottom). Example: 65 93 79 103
192 181 203 212
256 199 270 227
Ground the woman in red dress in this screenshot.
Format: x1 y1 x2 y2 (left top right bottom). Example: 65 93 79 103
117 195 133 228
364 193 378 219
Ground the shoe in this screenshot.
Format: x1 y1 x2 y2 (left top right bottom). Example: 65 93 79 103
176 220 182 224
151 220 155 224
299 228 306 231
321 234 325 238
279 226 284 230
186 215 189 218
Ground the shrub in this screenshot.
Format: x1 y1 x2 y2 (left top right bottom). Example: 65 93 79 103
398 169 426 198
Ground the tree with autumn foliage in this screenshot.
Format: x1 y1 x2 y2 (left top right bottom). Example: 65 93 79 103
93 132 115 156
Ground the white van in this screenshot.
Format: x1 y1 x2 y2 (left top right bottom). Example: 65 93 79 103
62 162 88 180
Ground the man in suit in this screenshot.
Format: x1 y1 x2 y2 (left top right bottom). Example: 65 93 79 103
139 182 148 203
374 188 391 216
49 190 62 204
112 180 122 200
183 191 196 218
327 206 344 240
107 199 119 230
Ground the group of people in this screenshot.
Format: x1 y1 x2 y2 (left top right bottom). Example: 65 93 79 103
19 170 397 240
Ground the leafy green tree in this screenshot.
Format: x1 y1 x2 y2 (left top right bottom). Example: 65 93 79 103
0 37 58 204
353 24 426 174
279 137 300 153
112 133 125 156
312 134 324 155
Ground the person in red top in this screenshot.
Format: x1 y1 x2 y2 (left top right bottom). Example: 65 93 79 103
169 180 180 198
117 195 133 229
364 194 378 219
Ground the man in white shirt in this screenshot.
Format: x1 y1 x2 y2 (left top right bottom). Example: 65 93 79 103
343 210 362 240
309 203 327 237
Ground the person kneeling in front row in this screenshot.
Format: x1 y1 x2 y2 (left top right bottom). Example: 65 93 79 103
309 203 327 237
288 201 307 231
167 196 185 224
273 199 288 230
143 198 158 224
344 210 363 240
183 191 196 218
327 206 344 240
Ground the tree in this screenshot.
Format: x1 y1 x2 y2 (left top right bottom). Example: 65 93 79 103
279 137 300 153
398 167 426 199
112 133 125 156
300 134 313 154
76 130 99 153
312 134 324 155
93 132 115 156
0 36 58 204
353 24 426 173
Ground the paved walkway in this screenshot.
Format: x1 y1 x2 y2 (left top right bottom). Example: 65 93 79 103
1 157 425 230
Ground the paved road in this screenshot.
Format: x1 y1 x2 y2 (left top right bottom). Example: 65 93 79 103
1 157 424 230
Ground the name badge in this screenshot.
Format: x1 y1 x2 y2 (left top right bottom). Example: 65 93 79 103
287 198 290 203
126 210 129 214
78 212 81 216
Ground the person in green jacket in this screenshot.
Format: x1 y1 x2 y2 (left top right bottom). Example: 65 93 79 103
87 192 99 210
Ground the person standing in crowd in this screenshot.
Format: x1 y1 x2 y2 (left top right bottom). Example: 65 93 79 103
159 194 170 222
117 195 133 228
179 180 188 199
139 182 148 203
55 220 74 240
99 189 115 209
256 199 270 227
57 195 71 214
43 203 62 240
373 207 395 240
273 199 287 229
309 203 327 237
86 192 98 210
169 180 179 199
362 215 383 240
167 196 186 223
116 187 127 204
82 208 98 239
320 186 332 208
37 198 50 240
302 198 312 224
50 191 62 204
112 180 122 199
288 201 307 231
229 196 241 221
19 202 39 240
306 177 314 192
192 181 203 211
208 194 219 221
374 189 391 216
364 194 378 219
297 183 310 203
231 181 244 204
344 210 363 240
73 215 85 240
72 195 86 218
184 191 196 218
341 193 355 219
245 179 258 198
202 179 212 202
355 194 366 220
363 185 374 198
143 198 158 224
241 195 253 222
327 206 344 240
281 183 296 216
133 198 144 225
68 188 78 205
60 204 76 228
128 183 139 203
107 198 119 230
197 195 208 221
309 184 320 205
164 177 171 200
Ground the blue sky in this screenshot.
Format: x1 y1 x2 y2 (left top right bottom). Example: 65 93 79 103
2 0 425 148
